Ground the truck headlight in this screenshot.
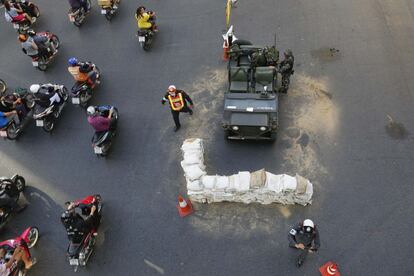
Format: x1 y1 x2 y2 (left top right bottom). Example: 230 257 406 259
260 126 266 131
232 126 239 131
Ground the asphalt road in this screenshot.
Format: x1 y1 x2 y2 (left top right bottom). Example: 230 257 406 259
0 0 413 275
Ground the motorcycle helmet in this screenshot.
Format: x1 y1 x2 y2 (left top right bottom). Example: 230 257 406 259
26 29 36 37
303 219 314 233
18 34 27 42
284 49 293 57
168 85 176 92
87 106 96 116
29 84 41 94
68 57 78 66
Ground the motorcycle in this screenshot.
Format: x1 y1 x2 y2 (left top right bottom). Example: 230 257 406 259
71 63 101 106
0 88 35 140
27 31 60 71
65 195 102 272
98 0 120 21
68 0 91 27
91 106 118 156
10 0 40 33
137 11 157 51
0 174 26 230
0 79 6 94
32 85 68 132
0 226 39 276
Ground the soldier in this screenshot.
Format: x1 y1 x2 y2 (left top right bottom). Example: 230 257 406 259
288 219 320 267
279 49 294 93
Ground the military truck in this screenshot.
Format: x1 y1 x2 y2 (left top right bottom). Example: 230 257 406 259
222 39 281 141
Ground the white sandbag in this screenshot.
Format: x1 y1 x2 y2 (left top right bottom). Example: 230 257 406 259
227 174 238 192
265 172 283 193
182 151 204 165
187 180 202 191
236 171 250 191
201 175 217 189
215 176 229 190
183 164 206 181
181 138 204 152
281 174 297 191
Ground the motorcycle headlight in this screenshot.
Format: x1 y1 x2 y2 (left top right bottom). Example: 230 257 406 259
260 126 267 131
232 126 239 131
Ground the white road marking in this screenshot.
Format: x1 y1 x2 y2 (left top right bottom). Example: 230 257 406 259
144 259 165 275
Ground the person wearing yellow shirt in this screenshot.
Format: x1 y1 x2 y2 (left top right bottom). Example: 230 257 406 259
135 6 157 32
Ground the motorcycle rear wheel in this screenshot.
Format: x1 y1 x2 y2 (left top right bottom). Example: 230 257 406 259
15 176 26 192
105 11 113 21
42 120 54 132
0 79 6 94
51 35 60 49
6 124 19 140
37 61 48 71
27 227 39 248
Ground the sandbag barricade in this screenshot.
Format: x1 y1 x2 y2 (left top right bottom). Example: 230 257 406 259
181 139 313 206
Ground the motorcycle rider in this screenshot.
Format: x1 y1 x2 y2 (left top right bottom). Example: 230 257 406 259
19 32 53 60
29 84 62 108
0 246 25 275
3 0 32 24
0 94 27 119
278 49 294 93
135 6 157 32
61 199 99 243
67 0 89 13
0 110 20 129
67 58 97 90
87 106 114 133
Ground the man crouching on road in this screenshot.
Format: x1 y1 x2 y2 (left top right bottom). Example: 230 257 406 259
288 219 320 267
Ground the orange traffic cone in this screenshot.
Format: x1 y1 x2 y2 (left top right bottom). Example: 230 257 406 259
223 40 229 61
176 195 194 217
319 261 340 276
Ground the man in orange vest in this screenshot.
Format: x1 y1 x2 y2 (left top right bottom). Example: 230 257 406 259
67 57 97 89
162 85 193 132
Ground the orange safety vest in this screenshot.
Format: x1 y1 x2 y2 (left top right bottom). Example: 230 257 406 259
168 93 185 111
68 66 89 82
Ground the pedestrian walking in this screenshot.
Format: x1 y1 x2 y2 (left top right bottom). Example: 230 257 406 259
288 219 320 267
161 85 193 132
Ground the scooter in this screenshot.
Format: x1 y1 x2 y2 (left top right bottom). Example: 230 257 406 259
71 63 101 107
91 106 118 156
0 226 39 275
137 11 157 51
26 31 60 71
68 0 91 27
32 85 68 132
9 0 40 33
0 174 26 230
98 0 120 21
64 195 102 272
0 88 35 140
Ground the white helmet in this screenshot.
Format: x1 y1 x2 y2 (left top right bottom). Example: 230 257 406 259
29 84 41 93
168 85 176 92
86 106 96 116
303 219 314 233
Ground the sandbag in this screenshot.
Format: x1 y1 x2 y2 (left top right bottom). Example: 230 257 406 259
215 176 229 190
181 138 204 152
250 168 266 188
187 180 202 191
295 174 308 194
182 151 204 165
201 175 217 189
236 171 250 191
183 164 206 181
265 172 283 193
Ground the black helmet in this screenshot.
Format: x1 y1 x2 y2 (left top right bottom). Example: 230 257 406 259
284 49 293 57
